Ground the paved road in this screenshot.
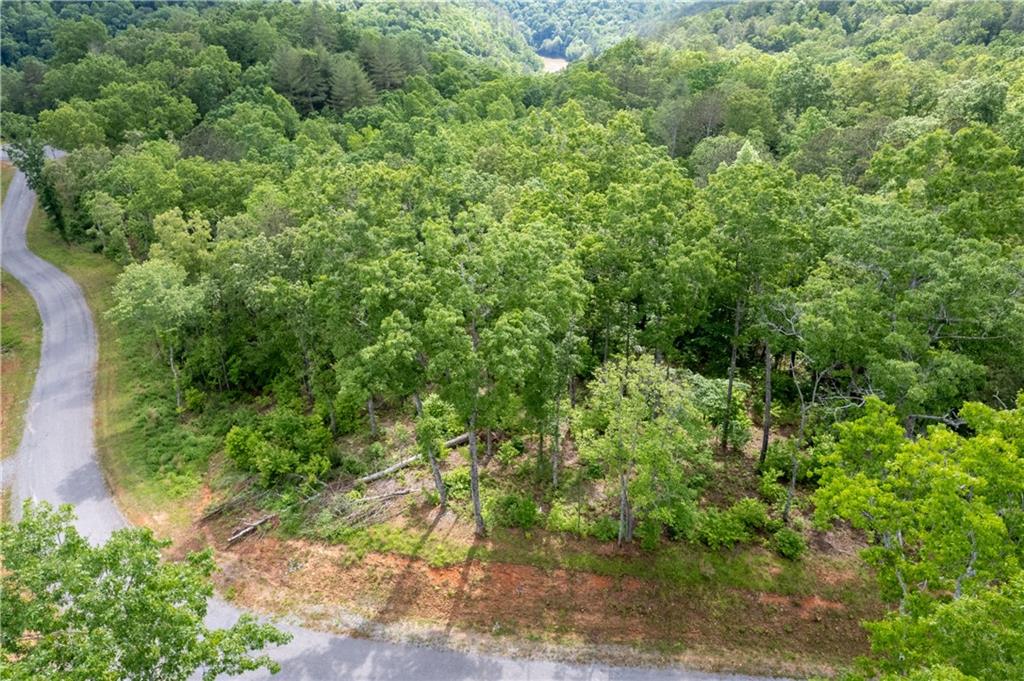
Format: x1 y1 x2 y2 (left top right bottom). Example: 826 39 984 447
1 160 786 681
2 152 126 540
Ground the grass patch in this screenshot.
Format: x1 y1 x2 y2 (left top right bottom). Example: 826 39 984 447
1 163 13 202
1 269 41 458
314 517 855 600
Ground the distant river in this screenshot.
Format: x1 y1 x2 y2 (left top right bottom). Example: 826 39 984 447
539 55 569 73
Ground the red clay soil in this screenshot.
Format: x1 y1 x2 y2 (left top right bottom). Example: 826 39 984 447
200 527 881 677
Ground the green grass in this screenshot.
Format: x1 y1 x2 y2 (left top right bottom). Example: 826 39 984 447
0 195 46 461
308 517 867 603
1 268 42 459
1 163 13 202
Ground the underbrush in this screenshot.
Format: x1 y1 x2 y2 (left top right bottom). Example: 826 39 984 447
291 508 839 598
212 408 819 565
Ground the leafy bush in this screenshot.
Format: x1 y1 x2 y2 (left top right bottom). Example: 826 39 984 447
697 507 750 549
488 493 539 529
664 500 701 541
442 467 472 501
635 517 663 551
772 526 806 560
760 439 817 483
496 440 521 466
729 497 771 531
223 407 332 488
224 425 262 470
759 467 788 504
588 516 619 542
686 372 752 449
183 386 206 413
545 500 586 535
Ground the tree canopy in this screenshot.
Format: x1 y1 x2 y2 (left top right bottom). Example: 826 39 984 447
1 503 290 680
4 1 1024 678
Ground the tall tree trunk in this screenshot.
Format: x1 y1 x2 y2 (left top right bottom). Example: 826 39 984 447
486 429 493 460
367 395 378 437
428 446 447 510
759 341 773 466
603 315 611 363
169 346 183 412
468 415 485 536
551 389 562 488
537 431 545 476
791 353 807 446
618 470 632 545
784 355 803 525
300 345 314 409
219 353 230 391
721 298 744 450
903 414 916 438
327 401 337 435
412 392 423 417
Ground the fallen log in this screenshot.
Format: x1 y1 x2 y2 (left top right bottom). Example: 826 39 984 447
444 432 470 448
355 454 419 485
352 434 467 487
353 489 412 504
227 514 276 546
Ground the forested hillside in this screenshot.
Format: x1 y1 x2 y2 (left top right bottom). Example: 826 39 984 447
493 0 673 60
2 1 1023 679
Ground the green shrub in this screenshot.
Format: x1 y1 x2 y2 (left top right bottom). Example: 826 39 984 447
225 425 261 469
635 517 663 551
183 386 206 413
589 516 619 542
759 467 788 504
729 497 771 531
686 372 752 449
442 467 472 501
665 500 700 541
488 493 539 529
772 526 806 560
697 507 750 549
332 379 367 435
496 440 521 466
224 407 332 488
546 500 586 535
760 439 817 483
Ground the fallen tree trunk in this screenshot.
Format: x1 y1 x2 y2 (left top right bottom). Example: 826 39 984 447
227 514 276 545
351 432 469 486
444 432 470 448
355 454 419 485
354 489 412 503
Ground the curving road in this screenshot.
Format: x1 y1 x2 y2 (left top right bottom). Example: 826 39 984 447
1 160 784 681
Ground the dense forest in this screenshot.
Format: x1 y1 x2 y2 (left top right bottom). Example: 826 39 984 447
494 0 674 60
2 1 1023 679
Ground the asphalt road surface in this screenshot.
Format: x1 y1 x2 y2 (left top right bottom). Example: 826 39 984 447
1 158 786 681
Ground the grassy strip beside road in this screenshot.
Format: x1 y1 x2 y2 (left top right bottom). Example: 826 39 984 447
1 163 14 201
2 169 43 459
25 209 203 539
1 267 41 459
